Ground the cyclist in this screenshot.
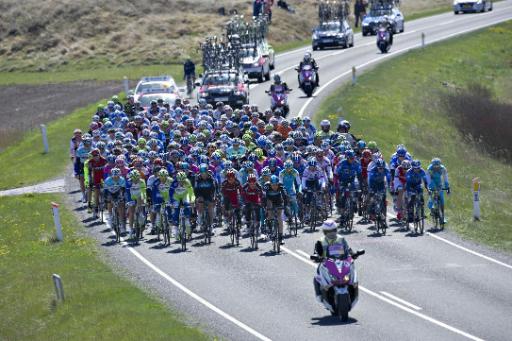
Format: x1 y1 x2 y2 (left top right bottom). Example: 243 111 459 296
427 158 450 223
367 159 391 221
88 148 107 219
148 169 173 235
242 173 264 238
126 170 147 239
334 150 362 223
302 158 327 221
221 169 243 228
103 167 126 232
264 175 288 245
171 171 196 240
405 160 429 223
279 160 302 224
75 134 93 203
194 164 218 235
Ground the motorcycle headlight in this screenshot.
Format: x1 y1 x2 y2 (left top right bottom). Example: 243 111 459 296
343 274 350 283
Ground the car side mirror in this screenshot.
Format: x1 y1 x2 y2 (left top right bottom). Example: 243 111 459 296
194 81 201 87
262 54 269 58
198 73 203 78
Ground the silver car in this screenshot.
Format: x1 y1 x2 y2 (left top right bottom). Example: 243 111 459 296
362 5 405 36
312 20 354 50
453 0 493 14
240 44 272 83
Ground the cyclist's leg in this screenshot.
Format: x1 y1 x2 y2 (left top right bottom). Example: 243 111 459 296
196 197 204 226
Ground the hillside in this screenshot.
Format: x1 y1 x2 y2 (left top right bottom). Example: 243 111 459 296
0 0 453 73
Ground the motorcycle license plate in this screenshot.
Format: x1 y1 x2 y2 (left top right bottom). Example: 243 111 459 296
214 97 229 102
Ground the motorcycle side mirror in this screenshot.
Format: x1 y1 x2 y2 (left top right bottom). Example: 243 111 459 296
356 249 365 257
310 255 322 263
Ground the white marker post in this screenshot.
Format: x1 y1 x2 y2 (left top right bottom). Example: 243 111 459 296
472 178 480 221
40 124 49 154
52 274 65 301
352 66 357 85
421 32 426 48
123 76 129 95
51 202 63 241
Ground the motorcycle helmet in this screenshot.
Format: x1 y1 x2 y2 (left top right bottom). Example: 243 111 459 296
273 74 281 84
304 51 311 62
321 219 337 240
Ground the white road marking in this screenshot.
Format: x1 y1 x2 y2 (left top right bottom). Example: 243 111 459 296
103 222 272 341
379 291 422 310
296 249 311 259
427 232 512 270
282 246 484 341
385 212 512 270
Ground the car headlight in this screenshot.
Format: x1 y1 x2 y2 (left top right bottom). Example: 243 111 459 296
253 62 260 67
234 91 244 96
312 33 318 40
362 22 369 26
200 92 209 97
337 33 345 38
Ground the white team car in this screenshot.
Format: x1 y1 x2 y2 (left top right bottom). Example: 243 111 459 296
453 0 493 14
133 75 179 102
137 88 180 109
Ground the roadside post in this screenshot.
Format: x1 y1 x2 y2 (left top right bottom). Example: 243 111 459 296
472 178 480 221
352 66 357 85
51 202 63 241
421 32 426 48
52 274 65 301
40 124 49 154
123 76 129 95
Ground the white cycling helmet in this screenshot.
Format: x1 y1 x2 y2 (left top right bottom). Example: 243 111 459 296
321 219 337 232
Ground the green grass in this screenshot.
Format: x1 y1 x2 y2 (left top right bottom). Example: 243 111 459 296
0 193 210 341
315 20 512 252
0 95 120 190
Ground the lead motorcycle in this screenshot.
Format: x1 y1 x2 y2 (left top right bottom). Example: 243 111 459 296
266 85 291 116
295 65 318 97
311 249 365 322
377 22 394 54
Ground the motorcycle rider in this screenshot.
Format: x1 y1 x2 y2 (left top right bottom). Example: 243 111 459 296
377 17 393 45
313 219 353 301
269 74 290 93
298 51 319 87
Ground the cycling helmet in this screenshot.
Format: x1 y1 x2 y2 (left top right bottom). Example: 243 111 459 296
303 116 311 122
223 160 233 170
431 158 442 166
270 175 279 184
320 119 330 127
357 140 366 150
396 145 407 157
284 160 293 169
367 141 378 150
261 167 271 176
268 158 277 167
106 155 116 163
226 169 236 178
401 160 412 169
96 141 106 150
180 161 189 170
176 171 187 181
345 150 355 159
158 169 168 177
248 173 258 183
339 120 351 130
376 159 385 168
362 149 372 158
199 163 208 173
128 170 140 179
308 158 317 167
110 168 121 176
292 153 302 163
411 160 421 169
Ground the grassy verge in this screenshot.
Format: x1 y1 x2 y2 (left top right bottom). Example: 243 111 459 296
0 94 119 190
315 21 512 252
0 193 210 340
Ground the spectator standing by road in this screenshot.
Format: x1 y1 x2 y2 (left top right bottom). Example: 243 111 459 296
354 0 367 28
254 0 264 17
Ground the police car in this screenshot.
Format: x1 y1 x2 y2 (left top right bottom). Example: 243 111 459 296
137 87 180 109
133 75 179 102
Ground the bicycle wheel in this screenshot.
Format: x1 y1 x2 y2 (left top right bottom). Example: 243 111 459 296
439 201 445 230
112 208 120 243
310 205 317 232
230 213 236 246
180 215 187 251
163 213 170 246
235 215 240 247
133 209 140 244
419 203 425 235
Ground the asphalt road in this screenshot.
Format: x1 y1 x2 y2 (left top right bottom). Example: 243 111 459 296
70 3 512 341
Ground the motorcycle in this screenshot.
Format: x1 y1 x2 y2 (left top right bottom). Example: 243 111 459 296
376 26 393 54
266 85 291 116
311 249 365 322
295 65 318 97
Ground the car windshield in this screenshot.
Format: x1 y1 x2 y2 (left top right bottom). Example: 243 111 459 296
369 8 393 16
139 94 175 107
240 49 258 58
136 83 176 94
318 23 340 32
203 73 239 86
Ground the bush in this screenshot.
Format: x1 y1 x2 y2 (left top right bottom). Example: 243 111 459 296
442 83 512 162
